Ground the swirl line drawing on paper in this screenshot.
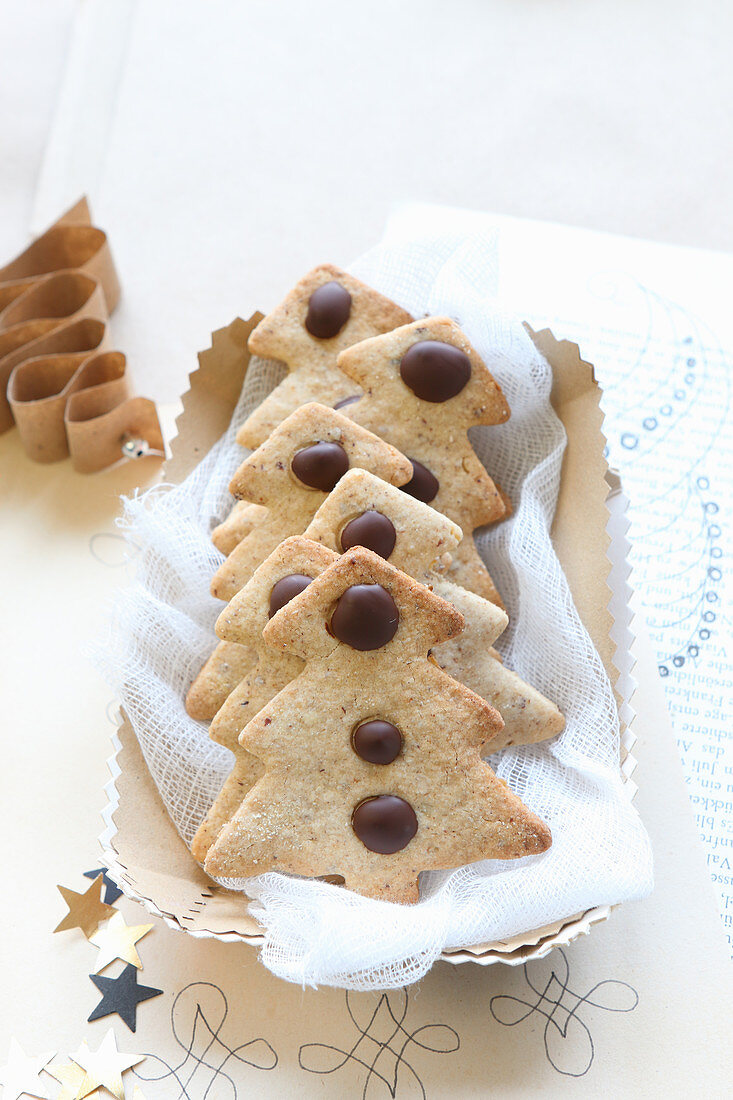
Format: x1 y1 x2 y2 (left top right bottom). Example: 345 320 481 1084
299 988 460 1099
489 949 638 1077
134 981 277 1099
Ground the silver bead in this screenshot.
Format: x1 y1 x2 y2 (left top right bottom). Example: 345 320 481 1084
121 436 150 459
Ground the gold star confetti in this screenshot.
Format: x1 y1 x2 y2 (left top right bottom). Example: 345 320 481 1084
69 1030 143 1100
46 1058 100 1100
89 911 153 972
0 1038 55 1100
54 874 116 938
131 1087 148 1099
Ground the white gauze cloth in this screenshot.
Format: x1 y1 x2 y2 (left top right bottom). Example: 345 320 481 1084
105 211 653 991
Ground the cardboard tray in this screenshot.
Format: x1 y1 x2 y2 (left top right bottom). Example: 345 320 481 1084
100 317 639 966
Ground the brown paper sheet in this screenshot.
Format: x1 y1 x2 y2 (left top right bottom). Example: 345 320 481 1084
0 198 163 471
164 313 263 483
106 319 634 960
532 326 615 679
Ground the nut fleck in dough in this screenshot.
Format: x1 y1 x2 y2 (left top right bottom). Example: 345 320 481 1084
205 548 551 903
338 317 511 604
237 264 412 450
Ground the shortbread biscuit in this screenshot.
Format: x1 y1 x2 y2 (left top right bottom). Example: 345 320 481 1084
432 582 565 751
302 467 462 584
338 317 510 603
236 265 412 449
446 538 504 607
205 548 552 903
185 641 257 723
210 403 412 602
191 537 338 862
302 468 564 750
212 501 267 556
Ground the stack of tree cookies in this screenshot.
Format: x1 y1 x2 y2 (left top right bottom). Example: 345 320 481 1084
185 266 564 904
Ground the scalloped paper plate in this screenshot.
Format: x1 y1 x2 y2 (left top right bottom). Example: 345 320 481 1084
100 320 640 968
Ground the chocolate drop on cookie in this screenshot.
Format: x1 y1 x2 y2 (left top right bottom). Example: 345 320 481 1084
291 441 349 491
330 584 399 650
400 458 439 504
305 281 352 339
340 511 397 559
399 340 471 402
333 394 361 411
352 720 402 764
268 574 313 618
352 795 418 853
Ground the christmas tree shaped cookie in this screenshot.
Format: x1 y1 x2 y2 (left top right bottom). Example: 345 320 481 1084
205 548 552 903
191 537 338 861
210 402 412 602
338 317 510 604
186 639 258 722
303 468 565 751
193 485 465 850
303 466 463 586
432 583 565 751
212 501 267 556
236 265 412 450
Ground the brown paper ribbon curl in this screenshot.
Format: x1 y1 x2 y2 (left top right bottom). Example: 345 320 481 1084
1 198 163 472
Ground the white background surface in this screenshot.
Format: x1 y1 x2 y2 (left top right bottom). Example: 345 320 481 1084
7 0 732 250
4 0 733 402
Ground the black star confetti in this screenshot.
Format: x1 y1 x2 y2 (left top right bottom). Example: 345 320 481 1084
83 866 123 904
88 963 163 1032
